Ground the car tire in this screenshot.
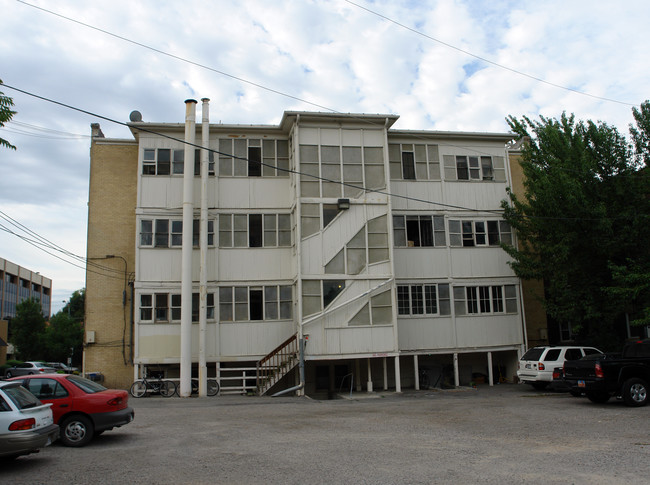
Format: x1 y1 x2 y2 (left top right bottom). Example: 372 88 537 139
531 382 548 391
5 371 12 378
586 391 610 404
60 415 94 447
621 378 648 407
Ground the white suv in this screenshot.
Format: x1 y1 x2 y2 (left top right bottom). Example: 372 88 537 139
517 346 602 390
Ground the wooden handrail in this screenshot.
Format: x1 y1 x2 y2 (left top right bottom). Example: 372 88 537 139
256 334 299 395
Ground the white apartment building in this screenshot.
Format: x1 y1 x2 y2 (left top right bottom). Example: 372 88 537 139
85 103 524 395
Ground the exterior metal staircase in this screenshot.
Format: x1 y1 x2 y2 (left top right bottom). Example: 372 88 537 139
256 334 299 395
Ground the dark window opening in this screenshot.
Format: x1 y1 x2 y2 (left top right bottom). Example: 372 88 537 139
248 147 262 177
250 289 263 320
323 204 340 228
402 152 415 179
323 280 345 308
249 214 263 247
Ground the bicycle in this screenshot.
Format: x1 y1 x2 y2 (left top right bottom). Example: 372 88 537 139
174 378 220 396
130 373 177 398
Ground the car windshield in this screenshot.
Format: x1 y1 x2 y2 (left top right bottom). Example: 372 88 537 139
66 375 107 393
521 348 544 361
3 384 43 409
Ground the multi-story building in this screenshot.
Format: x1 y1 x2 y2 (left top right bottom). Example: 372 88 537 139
0 257 52 320
84 102 528 394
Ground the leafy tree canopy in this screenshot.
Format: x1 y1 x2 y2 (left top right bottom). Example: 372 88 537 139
502 103 650 349
0 79 17 150
10 298 46 360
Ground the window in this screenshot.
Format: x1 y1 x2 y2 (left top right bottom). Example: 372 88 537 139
141 218 215 248
449 220 512 247
155 294 168 322
142 148 171 175
454 284 517 315
219 285 293 322
481 157 493 180
248 146 262 177
140 220 153 246
397 283 451 316
402 151 415 179
220 214 291 248
389 143 440 180
456 156 469 180
393 215 445 247
155 219 169 247
323 280 345 308
140 292 216 323
140 295 153 321
219 139 288 177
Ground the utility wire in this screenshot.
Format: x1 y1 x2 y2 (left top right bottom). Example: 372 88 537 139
1 82 506 215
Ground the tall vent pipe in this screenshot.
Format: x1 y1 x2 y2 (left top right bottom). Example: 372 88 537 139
198 98 210 396
180 99 197 397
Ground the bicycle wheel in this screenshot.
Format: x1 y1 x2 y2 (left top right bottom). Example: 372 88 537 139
160 380 177 398
207 379 220 397
130 380 147 398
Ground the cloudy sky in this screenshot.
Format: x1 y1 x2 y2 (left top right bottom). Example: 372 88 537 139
1 0 649 314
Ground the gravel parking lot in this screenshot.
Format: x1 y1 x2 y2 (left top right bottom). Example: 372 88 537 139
2 384 648 484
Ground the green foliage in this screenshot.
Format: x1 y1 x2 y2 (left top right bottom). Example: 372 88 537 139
42 312 84 363
502 104 650 345
10 299 46 360
0 79 17 150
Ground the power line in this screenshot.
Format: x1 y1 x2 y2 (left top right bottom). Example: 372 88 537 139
344 0 636 107
4 82 646 223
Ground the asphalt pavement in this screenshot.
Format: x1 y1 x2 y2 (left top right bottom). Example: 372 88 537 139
2 384 648 484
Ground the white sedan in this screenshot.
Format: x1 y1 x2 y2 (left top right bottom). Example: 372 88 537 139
0 381 59 459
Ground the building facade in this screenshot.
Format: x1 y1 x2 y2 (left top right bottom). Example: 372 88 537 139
0 257 52 320
85 104 528 394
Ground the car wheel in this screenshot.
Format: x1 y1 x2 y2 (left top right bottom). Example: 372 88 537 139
622 378 648 407
531 382 548 391
60 415 94 447
586 391 610 404
5 371 12 378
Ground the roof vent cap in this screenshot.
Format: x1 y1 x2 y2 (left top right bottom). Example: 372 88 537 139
129 110 143 122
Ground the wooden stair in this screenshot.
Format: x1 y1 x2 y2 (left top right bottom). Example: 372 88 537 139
256 334 299 396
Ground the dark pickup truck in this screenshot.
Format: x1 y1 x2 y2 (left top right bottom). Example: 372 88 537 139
563 339 650 407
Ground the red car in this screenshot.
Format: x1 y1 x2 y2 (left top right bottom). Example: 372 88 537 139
9 374 134 447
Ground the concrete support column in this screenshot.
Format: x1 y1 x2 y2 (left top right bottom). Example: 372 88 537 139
367 358 373 392
414 355 420 390
355 360 362 392
453 353 459 387
394 356 401 393
487 351 494 386
383 357 388 391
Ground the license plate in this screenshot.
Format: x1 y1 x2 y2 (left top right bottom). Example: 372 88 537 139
578 380 585 388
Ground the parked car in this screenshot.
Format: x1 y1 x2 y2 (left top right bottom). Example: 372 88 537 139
517 346 603 390
46 362 79 374
8 374 134 447
5 362 57 378
0 381 59 459
563 339 650 406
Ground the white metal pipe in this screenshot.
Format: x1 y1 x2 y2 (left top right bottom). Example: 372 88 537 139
180 99 197 397
453 352 459 387
198 98 210 397
414 355 420 390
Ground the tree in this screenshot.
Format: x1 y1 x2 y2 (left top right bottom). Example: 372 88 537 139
42 312 84 364
502 105 650 350
10 298 46 360
0 79 17 150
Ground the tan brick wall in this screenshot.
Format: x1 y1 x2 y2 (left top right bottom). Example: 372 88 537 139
84 138 138 390
509 150 549 348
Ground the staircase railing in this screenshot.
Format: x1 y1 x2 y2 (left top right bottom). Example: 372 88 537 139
256 334 299 395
